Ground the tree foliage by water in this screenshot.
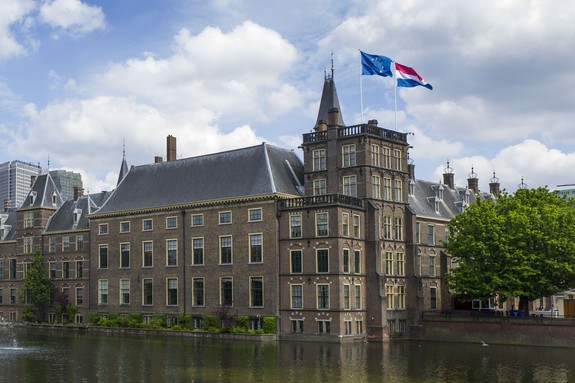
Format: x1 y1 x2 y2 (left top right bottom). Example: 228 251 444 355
21 250 55 322
446 187 575 314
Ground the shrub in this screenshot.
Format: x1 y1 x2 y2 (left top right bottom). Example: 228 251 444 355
262 317 276 334
234 316 249 330
126 313 144 328
22 307 36 322
202 315 219 331
150 314 166 329
67 306 78 323
88 312 100 326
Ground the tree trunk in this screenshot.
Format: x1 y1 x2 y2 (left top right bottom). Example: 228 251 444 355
519 295 530 317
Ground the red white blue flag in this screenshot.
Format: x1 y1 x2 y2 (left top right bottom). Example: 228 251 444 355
394 62 433 90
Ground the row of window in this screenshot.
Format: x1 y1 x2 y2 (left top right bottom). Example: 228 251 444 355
311 145 403 172
0 286 84 306
311 176 404 201
97 233 263 269
384 251 406 276
97 208 263 235
289 212 361 239
289 248 362 274
415 223 449 246
385 285 406 310
97 276 264 308
48 234 84 253
48 260 83 279
289 283 362 310
291 319 364 335
381 216 404 241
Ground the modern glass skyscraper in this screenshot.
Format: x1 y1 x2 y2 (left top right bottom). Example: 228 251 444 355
0 160 43 209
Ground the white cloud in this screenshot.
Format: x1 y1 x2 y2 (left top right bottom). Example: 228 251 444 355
0 0 36 59
39 0 105 37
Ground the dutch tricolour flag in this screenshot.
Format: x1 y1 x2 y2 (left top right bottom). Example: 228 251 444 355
394 62 433 90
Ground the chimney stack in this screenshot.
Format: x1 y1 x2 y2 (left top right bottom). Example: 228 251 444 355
154 156 163 164
3 199 11 212
407 163 415 180
327 107 339 126
73 186 84 201
467 167 479 193
316 119 328 132
443 161 455 190
167 135 177 161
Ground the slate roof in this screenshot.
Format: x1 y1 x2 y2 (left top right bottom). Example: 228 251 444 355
0 209 17 241
315 76 345 128
19 173 64 210
117 156 129 186
45 191 113 232
92 143 304 216
409 179 491 221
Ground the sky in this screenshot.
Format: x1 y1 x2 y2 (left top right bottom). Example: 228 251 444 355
1 0 575 194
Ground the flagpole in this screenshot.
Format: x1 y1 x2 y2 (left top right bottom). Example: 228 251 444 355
359 49 364 123
393 61 398 131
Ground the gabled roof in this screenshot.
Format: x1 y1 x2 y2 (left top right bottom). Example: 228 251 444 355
315 76 345 128
117 156 129 186
409 179 490 221
19 173 64 210
45 191 113 232
92 143 304 216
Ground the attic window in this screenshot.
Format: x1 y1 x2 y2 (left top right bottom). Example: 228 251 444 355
52 192 57 206
29 191 37 204
434 198 440 213
438 185 444 200
408 180 415 196
464 189 470 205
73 209 82 224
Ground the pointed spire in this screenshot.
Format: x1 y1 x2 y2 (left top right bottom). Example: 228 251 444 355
117 141 129 186
315 55 345 130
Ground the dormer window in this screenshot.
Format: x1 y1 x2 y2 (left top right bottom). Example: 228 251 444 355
29 191 37 205
52 192 57 206
435 198 440 213
464 188 470 205
73 209 82 224
409 180 415 196
438 184 444 200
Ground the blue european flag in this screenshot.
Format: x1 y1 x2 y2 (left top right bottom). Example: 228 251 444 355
361 51 393 77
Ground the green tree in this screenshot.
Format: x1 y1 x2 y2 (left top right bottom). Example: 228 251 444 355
21 250 55 322
446 187 575 315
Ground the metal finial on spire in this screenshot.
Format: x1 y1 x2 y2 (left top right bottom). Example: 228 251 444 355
123 137 126 159
518 177 527 189
445 159 453 174
468 166 477 179
330 51 334 79
490 171 499 184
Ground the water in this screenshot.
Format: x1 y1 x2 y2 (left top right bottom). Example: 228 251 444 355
0 327 573 383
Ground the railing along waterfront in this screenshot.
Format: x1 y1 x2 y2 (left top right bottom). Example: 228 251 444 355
302 124 408 144
279 194 364 209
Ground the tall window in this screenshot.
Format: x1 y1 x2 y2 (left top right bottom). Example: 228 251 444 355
76 287 83 306
394 217 403 241
23 237 33 253
383 177 392 200
49 236 56 253
220 277 233 306
192 278 204 306
428 225 435 245
143 241 153 267
353 215 360 238
416 223 421 244
430 287 438 309
316 212 328 236
317 284 330 309
142 279 153 305
343 175 357 197
342 213 350 236
0 259 3 279
372 175 381 199
313 149 326 171
220 236 232 264
386 285 395 309
76 234 84 251
62 261 70 278
342 144 356 167
9 258 16 279
250 277 264 307
98 279 108 305
290 250 302 274
313 179 327 196
344 284 351 310
316 249 329 273
166 239 178 266
397 285 405 309
62 236 70 251
383 216 392 239
120 243 130 268
385 252 394 275
290 215 302 238
371 144 380 167
120 279 130 305
49 262 56 279
291 284 303 309
354 250 361 274
249 234 263 263
76 261 83 278
99 245 108 269
24 211 34 228
396 252 405 276
383 147 391 168
192 238 204 265
343 249 350 273
167 278 178 306
354 285 362 309
393 149 402 171
429 256 436 277
394 179 403 202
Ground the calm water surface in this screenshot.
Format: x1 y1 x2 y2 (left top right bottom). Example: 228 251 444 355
0 327 573 383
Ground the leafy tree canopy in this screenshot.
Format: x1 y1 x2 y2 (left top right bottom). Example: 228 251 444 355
22 250 55 321
446 187 575 311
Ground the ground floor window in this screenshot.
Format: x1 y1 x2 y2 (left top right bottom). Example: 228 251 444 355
49 312 56 323
317 320 330 335
291 319 304 333
9 312 16 321
193 317 202 330
75 313 83 324
344 320 352 335
388 319 396 333
398 319 407 333
356 320 363 334
143 315 152 326
250 317 262 330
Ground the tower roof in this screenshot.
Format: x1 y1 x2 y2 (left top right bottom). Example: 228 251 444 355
315 75 345 128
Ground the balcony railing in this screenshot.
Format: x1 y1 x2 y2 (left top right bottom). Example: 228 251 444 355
279 194 364 210
302 124 408 144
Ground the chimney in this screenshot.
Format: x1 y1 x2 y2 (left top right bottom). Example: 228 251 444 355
327 107 339 126
407 163 415 180
467 167 479 193
316 119 328 132
3 199 11 212
489 171 500 197
368 119 378 127
154 156 163 164
73 186 84 201
167 135 177 161
443 161 455 190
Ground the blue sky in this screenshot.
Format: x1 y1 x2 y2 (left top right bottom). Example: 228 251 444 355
1 0 575 193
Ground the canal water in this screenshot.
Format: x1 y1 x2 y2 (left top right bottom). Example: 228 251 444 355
0 326 573 382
